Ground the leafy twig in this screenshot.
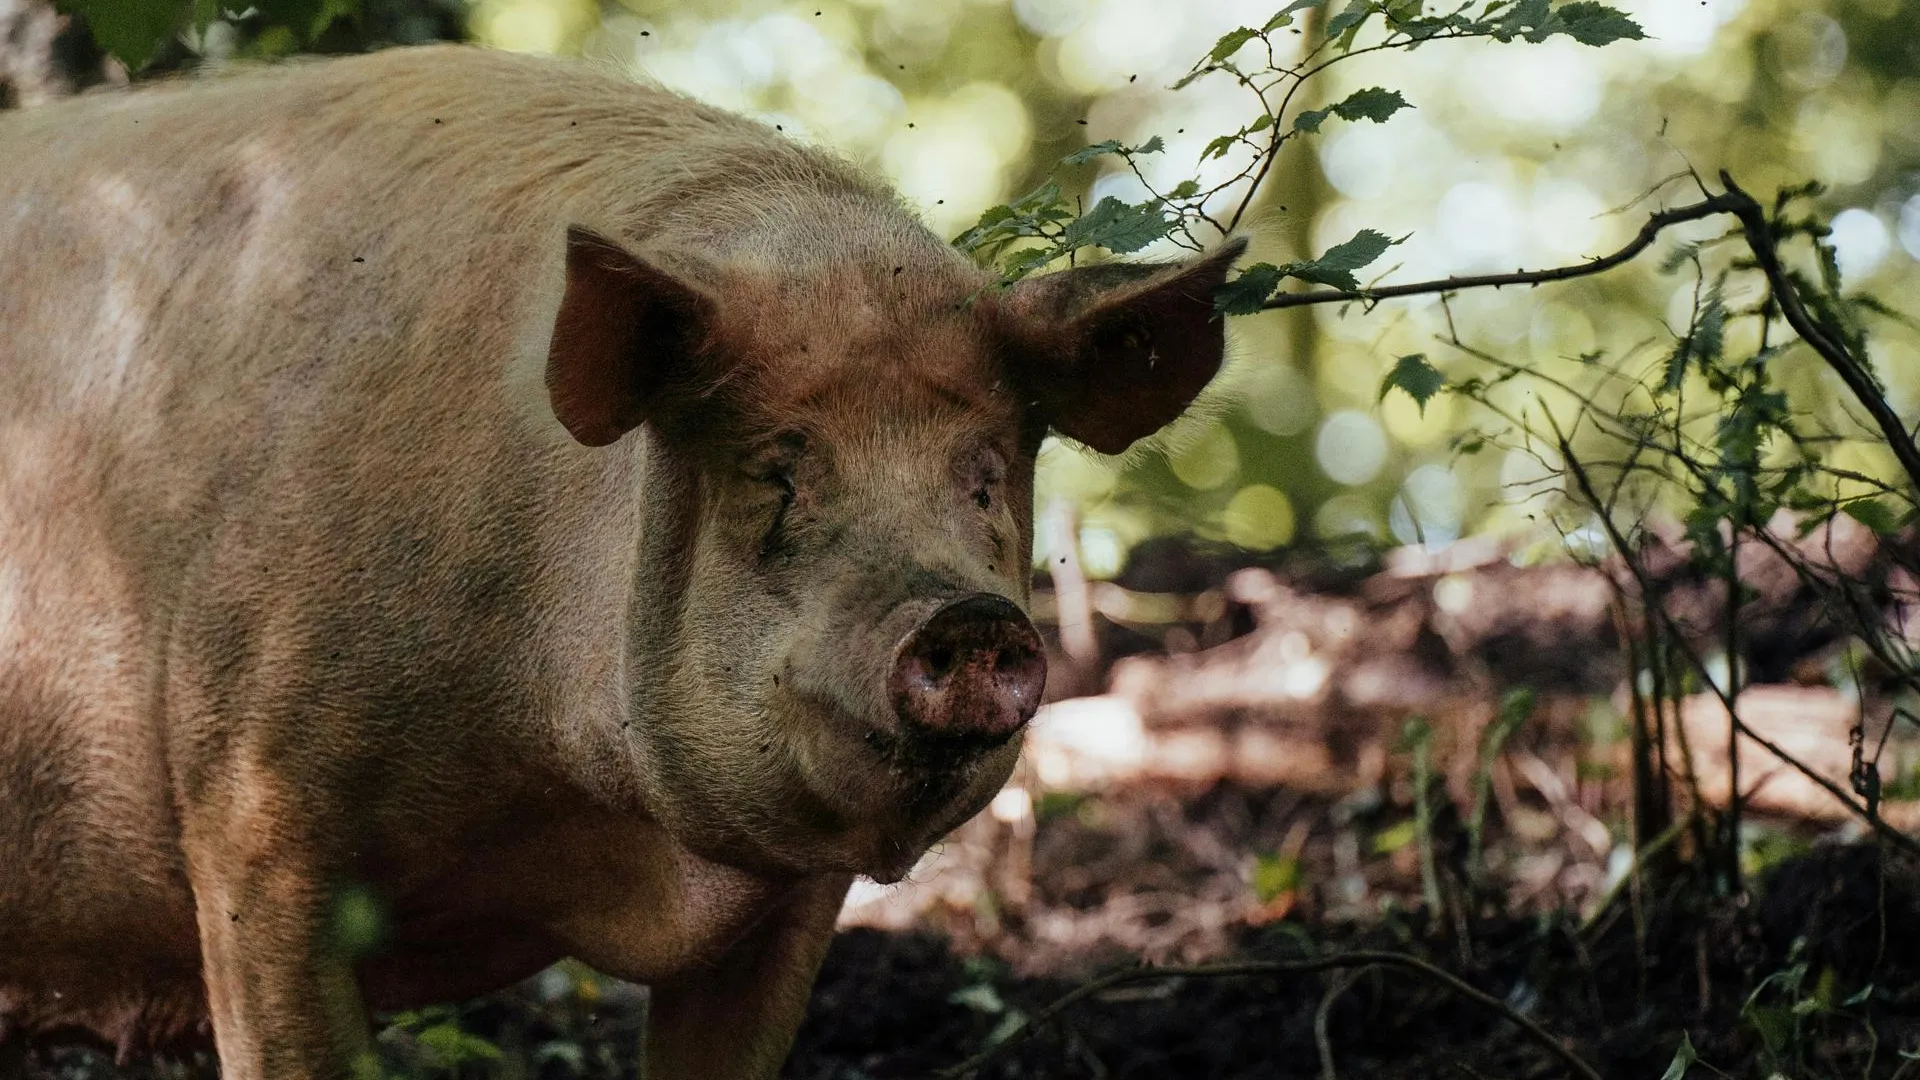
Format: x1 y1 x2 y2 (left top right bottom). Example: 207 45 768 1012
1547 411 1920 865
1714 171 1920 495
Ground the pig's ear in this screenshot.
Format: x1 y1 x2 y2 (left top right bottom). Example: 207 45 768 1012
1000 238 1247 455
546 225 720 447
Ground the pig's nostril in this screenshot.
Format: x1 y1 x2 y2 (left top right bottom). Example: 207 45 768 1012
889 593 1047 743
925 646 955 680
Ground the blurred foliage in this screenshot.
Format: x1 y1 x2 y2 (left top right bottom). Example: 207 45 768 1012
47 0 1920 578
53 0 462 71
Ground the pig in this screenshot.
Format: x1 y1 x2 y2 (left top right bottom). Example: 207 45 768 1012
0 44 1241 1079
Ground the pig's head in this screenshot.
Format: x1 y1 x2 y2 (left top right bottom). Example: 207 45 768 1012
544 217 1242 882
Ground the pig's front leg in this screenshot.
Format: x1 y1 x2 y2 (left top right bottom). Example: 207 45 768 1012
641 873 850 1080
179 796 373 1080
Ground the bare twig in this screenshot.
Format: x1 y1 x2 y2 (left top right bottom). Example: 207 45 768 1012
934 951 1605 1080
1314 968 1360 1080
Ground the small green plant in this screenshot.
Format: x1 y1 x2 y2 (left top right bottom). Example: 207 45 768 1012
1397 716 1443 914
1466 688 1532 890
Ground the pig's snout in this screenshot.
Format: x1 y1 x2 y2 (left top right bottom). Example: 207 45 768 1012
889 593 1045 744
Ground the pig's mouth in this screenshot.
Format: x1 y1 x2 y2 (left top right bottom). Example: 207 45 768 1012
772 691 1025 881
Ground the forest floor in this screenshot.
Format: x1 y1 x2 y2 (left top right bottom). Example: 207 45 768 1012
22 529 1920 1080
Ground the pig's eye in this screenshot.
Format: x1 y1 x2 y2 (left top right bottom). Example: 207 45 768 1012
755 467 798 561
970 456 1004 512
770 470 796 510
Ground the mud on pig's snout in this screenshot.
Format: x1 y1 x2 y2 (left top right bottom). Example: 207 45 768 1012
887 593 1045 751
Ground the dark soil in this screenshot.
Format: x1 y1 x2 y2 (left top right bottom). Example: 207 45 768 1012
781 840 1920 1079
20 827 1919 1080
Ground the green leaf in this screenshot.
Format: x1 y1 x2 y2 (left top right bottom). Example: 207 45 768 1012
1313 228 1398 274
1059 196 1173 255
59 0 186 69
1324 0 1374 40
1664 283 1726 390
1061 136 1166 166
1795 966 1838 1015
255 0 325 38
1659 244 1702 275
1372 819 1418 854
1399 10 1472 40
1169 179 1201 199
1297 87 1412 132
1215 263 1286 315
1264 0 1327 31
1252 852 1301 901
1746 1004 1793 1054
416 1023 502 1067
1662 339 1691 392
1713 383 1787 468
1693 286 1727 369
1658 1031 1699 1080
1208 26 1260 61
1497 686 1537 728
1287 227 1402 290
1202 133 1240 160
1493 0 1643 46
1331 86 1411 123
948 983 1007 1014
1554 1 1645 45
1843 499 1906 535
1380 353 1446 413
1171 66 1212 90
1062 139 1126 166
952 180 1071 264
1492 0 1552 39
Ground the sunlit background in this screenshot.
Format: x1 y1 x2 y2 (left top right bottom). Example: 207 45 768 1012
467 0 1920 577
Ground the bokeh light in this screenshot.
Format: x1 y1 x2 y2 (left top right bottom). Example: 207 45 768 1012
1829 207 1891 282
1314 411 1388 488
1221 484 1296 550
1168 426 1240 492
1388 464 1464 547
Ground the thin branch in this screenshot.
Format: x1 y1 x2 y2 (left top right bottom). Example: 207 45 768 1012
1314 968 1360 1080
934 950 1604 1080
1260 193 1748 310
1548 412 1920 865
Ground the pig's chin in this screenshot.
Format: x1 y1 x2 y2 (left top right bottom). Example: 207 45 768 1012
792 719 1022 881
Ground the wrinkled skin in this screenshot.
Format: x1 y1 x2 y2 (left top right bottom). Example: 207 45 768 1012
0 46 1242 1080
